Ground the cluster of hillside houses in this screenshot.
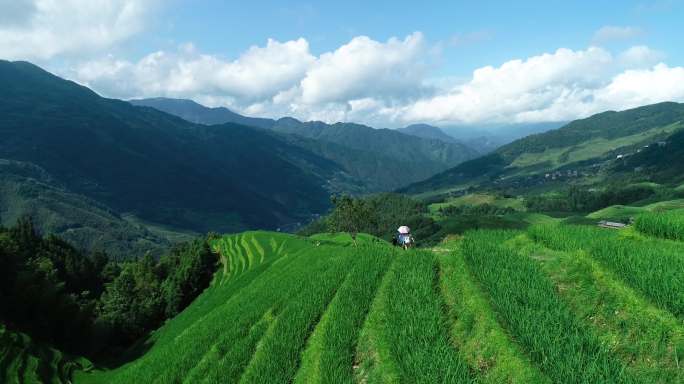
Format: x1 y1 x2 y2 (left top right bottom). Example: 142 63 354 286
616 141 668 160
544 169 580 180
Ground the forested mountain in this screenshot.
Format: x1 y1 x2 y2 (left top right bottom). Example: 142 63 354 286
129 97 275 129
0 60 350 252
132 97 479 191
395 124 460 144
402 102 684 195
270 119 479 189
611 124 684 184
0 160 173 258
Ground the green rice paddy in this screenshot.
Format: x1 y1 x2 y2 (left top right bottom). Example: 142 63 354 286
0 325 90 384
5 213 684 383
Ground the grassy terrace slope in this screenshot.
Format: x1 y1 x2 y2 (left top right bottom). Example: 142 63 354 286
73 226 683 383
0 325 90 383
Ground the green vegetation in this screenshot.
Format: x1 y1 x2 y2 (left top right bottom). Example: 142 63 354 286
530 224 684 317
403 102 684 196
525 185 655 214
0 160 175 259
6 57 684 384
0 60 343 237
301 193 440 246
76 232 314 383
517 238 683 382
1 221 679 383
235 251 350 383
326 195 376 245
355 250 472 383
304 193 559 247
436 203 517 217
0 325 91 384
508 212 560 225
0 216 216 360
0 217 110 355
76 233 476 384
646 199 684 210
268 120 479 191
587 205 647 221
635 209 684 240
6 62 684 382
436 243 550 383
97 238 216 348
510 121 683 168
294 249 391 383
76 233 399 383
425 215 528 244
131 97 479 193
499 103 684 161
428 192 525 214
462 231 635 383
587 199 684 222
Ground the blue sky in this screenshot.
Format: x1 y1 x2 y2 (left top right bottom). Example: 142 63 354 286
151 0 682 75
1 0 684 127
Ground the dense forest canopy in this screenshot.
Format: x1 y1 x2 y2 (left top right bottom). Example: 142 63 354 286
0 217 217 357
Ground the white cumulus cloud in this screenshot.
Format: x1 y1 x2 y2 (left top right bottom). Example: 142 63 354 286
400 47 614 124
595 64 684 109
392 46 684 126
74 38 315 101
61 32 684 128
0 0 154 60
300 32 427 104
69 33 430 122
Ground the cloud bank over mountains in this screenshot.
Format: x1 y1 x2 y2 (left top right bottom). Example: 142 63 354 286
1 1 683 127
72 38 683 127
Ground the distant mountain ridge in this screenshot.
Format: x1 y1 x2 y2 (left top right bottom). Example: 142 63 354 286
129 97 275 129
131 97 479 191
395 124 460 144
402 102 684 195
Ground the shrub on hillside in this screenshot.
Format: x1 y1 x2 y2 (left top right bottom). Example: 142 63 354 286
439 203 516 217
526 185 654 213
303 193 438 244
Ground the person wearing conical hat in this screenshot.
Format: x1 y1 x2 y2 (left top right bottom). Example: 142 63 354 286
396 226 413 249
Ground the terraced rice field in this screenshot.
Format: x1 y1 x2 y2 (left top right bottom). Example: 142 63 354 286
0 325 90 383
635 209 684 241
58 225 684 383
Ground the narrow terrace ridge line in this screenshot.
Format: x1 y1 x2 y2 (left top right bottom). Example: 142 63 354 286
462 230 637 383
293 245 394 383
354 255 403 383
180 307 277 383
436 244 551 383
524 239 684 382
355 250 474 383
237 248 353 383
